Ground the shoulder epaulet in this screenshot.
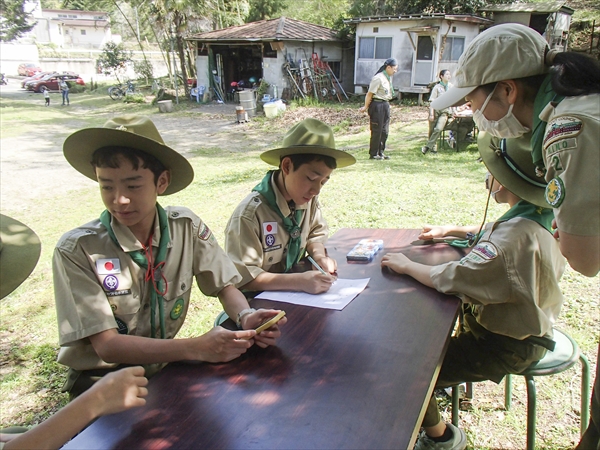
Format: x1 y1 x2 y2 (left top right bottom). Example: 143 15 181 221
56 220 101 253
165 206 199 222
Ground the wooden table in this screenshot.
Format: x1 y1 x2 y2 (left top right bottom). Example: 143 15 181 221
63 228 464 450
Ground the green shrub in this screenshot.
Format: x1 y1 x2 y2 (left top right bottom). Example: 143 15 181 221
123 93 146 103
69 84 86 94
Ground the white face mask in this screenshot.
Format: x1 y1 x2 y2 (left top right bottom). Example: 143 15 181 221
473 86 531 138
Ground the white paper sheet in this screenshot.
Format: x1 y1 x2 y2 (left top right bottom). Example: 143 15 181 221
254 278 370 310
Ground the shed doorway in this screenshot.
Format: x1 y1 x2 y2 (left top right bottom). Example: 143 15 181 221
414 35 435 86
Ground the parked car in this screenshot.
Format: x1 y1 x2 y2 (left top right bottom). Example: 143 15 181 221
21 71 55 89
18 63 42 77
27 74 85 93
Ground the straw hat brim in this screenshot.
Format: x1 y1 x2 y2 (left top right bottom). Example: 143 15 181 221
63 128 194 195
479 133 550 208
0 214 41 299
261 146 356 168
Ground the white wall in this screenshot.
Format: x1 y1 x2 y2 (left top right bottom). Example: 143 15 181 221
0 43 39 75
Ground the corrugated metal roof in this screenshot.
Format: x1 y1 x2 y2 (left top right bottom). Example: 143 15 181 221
479 1 574 14
344 13 491 25
54 19 109 27
187 16 338 42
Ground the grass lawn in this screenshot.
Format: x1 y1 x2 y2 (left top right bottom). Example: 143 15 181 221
0 89 598 449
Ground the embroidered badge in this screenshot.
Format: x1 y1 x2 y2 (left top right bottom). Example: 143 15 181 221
103 275 119 291
265 234 275 247
96 258 121 275
470 242 498 261
545 177 566 208
170 298 185 320
115 317 128 334
106 289 132 297
545 138 577 156
543 116 583 148
263 222 278 235
198 221 212 241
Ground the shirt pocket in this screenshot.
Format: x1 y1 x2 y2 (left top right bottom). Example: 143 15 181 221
163 271 193 336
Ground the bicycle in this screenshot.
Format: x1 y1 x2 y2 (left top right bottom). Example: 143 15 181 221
108 80 135 100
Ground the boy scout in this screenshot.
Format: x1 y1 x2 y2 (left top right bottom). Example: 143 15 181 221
382 133 565 450
54 115 285 396
225 118 356 294
1 214 148 449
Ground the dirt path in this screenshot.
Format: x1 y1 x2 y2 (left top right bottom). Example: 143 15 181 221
0 85 283 212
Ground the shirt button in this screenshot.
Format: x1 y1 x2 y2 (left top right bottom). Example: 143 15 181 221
253 198 259 202
268 257 273 262
144 304 149 310
181 283 186 291
171 212 179 218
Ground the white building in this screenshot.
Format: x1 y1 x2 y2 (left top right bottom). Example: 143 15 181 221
32 8 113 49
344 14 492 102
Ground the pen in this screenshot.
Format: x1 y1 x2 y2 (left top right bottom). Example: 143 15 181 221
307 255 328 275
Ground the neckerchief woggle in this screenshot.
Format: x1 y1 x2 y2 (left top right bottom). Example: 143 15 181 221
383 71 395 97
100 204 170 339
253 170 305 272
531 75 565 175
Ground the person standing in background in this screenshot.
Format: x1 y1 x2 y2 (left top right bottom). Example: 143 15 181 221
60 79 69 106
422 70 453 155
44 88 50 106
360 58 398 160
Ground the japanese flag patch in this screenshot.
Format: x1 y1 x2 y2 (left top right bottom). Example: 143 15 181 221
96 258 121 275
263 222 278 235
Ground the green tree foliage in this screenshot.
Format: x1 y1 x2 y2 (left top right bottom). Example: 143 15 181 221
247 0 287 22
96 41 132 82
0 0 36 41
347 0 498 16
284 0 350 28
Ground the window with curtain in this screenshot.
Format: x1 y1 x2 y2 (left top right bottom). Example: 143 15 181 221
359 37 392 59
441 37 465 62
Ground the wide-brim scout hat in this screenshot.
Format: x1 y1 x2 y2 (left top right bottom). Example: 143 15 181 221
432 23 550 110
260 118 356 168
63 115 194 195
479 132 550 208
0 214 41 299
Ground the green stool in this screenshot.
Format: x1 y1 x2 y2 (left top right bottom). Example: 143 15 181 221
214 311 230 327
452 328 591 450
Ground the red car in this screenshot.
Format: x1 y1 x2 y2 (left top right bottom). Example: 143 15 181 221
28 74 85 93
21 71 54 89
18 63 42 77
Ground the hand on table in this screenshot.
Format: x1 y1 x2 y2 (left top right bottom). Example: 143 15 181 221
419 225 446 241
87 366 148 416
381 252 411 275
241 309 288 348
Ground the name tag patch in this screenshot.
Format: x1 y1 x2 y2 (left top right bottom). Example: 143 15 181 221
96 258 121 275
106 289 132 297
545 137 577 156
543 116 583 148
264 244 282 253
263 222 278 235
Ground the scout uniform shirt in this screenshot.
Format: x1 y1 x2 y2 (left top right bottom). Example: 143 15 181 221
368 72 393 101
540 94 600 237
430 217 565 340
53 206 242 371
429 82 453 115
224 171 328 288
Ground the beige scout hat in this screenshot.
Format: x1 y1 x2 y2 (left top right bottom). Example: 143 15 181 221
260 118 356 168
63 115 194 195
432 23 550 110
479 132 550 208
0 215 41 299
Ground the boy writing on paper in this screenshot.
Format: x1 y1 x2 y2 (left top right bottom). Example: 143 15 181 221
53 115 286 397
382 133 565 450
225 118 356 295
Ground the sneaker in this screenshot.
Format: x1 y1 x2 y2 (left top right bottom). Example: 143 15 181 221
380 153 390 160
421 146 429 154
369 155 383 160
414 423 466 450
448 137 456 149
